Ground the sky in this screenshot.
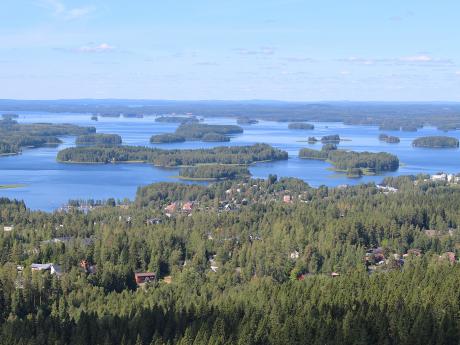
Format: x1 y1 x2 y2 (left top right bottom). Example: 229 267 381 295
0 0 459 101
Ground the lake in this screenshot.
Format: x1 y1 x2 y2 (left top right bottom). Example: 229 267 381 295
1 112 459 211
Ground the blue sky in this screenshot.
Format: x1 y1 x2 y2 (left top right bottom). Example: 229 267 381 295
0 0 459 101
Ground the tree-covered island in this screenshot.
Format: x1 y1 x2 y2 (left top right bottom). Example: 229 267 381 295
76 134 122 146
288 122 314 130
57 143 288 166
412 136 459 148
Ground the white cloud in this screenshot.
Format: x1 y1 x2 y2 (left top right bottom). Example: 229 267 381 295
235 47 275 56
399 55 432 62
77 43 115 53
340 55 452 66
39 0 94 20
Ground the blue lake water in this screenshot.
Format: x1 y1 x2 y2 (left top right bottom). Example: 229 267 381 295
1 112 459 211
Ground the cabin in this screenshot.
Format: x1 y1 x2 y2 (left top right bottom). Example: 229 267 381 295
182 202 193 212
31 263 62 276
164 203 177 215
134 272 156 285
283 195 293 203
3 225 14 232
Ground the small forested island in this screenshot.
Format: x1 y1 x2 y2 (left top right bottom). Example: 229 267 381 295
307 136 318 143
379 134 400 143
175 123 243 140
413 136 459 148
76 133 122 146
401 125 418 132
99 113 121 118
299 145 399 176
321 134 341 143
179 164 250 180
123 113 143 118
236 117 258 125
90 115 98 121
155 116 199 123
288 122 314 130
57 143 288 166
1 113 19 119
201 132 230 142
0 118 95 155
379 123 401 131
150 133 186 143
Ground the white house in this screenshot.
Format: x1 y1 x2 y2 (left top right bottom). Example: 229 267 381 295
3 225 14 232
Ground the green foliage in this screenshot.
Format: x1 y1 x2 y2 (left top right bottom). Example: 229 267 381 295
412 136 459 148
150 134 186 144
0 178 459 344
57 144 288 166
287 123 314 130
179 165 250 180
76 134 122 146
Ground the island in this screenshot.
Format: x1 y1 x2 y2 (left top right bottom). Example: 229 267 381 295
379 134 400 143
201 132 230 142
412 136 459 148
236 117 258 125
76 133 122 146
307 136 318 143
150 133 186 144
174 123 243 140
57 143 288 166
288 122 314 130
90 115 98 121
179 165 250 180
0 118 96 155
123 114 143 118
155 116 199 123
321 134 341 143
2 113 19 119
299 145 399 176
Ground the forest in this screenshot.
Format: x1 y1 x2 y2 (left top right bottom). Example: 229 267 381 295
378 134 400 143
155 116 199 124
412 136 459 148
236 117 258 125
150 134 186 144
179 165 251 180
76 134 122 146
299 145 399 175
0 175 458 344
174 124 243 140
0 118 95 154
56 143 288 166
287 122 314 130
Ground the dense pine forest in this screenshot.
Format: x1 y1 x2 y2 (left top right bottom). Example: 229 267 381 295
56 143 288 166
0 175 459 344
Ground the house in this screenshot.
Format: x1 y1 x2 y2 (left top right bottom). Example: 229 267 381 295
331 272 340 277
134 272 156 285
182 202 194 212
431 173 447 182
290 250 300 260
146 218 162 225
163 276 172 284
403 248 422 258
31 263 62 276
3 225 14 232
441 252 456 264
164 203 177 215
80 260 97 274
283 195 293 203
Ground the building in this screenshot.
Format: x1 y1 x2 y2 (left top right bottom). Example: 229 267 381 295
164 203 177 216
283 195 293 203
3 225 14 232
134 272 156 285
182 202 194 212
431 173 447 182
31 263 62 276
